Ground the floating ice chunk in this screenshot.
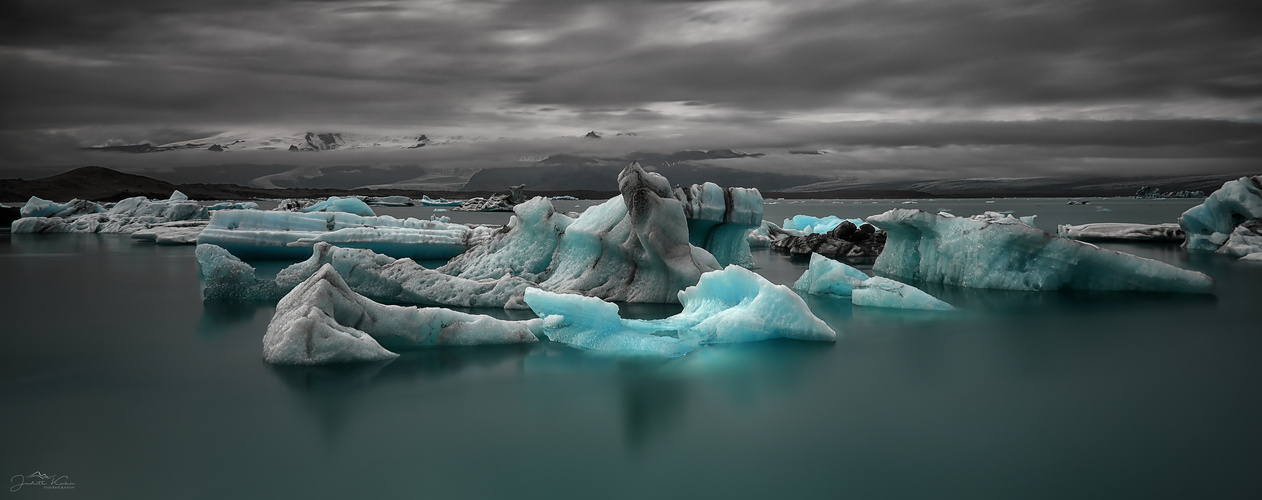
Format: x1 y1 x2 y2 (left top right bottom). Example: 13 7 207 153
197 210 478 259
782 215 866 234
1179 176 1262 251
264 264 539 365
13 194 206 234
420 195 463 206
1056 222 1185 242
289 226 469 261
168 190 188 201
197 241 535 307
525 266 834 357
793 253 952 310
363 196 414 207
1217 221 1262 258
131 221 208 244
869 209 1214 293
207 201 260 211
673 182 763 267
441 197 573 281
20 196 105 218
523 289 693 358
299 196 376 216
195 244 284 301
793 253 871 297
536 163 721 302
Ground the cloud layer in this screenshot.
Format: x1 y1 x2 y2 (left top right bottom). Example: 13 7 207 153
1 0 1259 182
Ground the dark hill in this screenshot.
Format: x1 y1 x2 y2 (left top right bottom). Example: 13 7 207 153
0 166 182 201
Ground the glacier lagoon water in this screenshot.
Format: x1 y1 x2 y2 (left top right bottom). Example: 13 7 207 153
2 197 1260 499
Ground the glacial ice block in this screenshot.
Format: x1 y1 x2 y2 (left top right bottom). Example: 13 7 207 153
20 196 105 218
1179 175 1262 252
197 209 478 259
868 209 1214 294
440 197 573 281
1057 222 1185 242
673 182 763 267
263 264 539 365
299 196 376 216
196 244 285 301
1217 221 1262 258
793 253 952 311
524 266 834 357
131 221 208 244
782 215 867 234
12 194 207 234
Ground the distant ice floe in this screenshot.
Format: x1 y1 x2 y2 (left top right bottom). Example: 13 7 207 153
523 265 835 358
11 192 208 234
1056 222 1185 242
869 209 1214 294
131 221 209 244
794 253 952 311
362 195 414 207
263 264 540 365
781 215 866 234
1179 176 1262 260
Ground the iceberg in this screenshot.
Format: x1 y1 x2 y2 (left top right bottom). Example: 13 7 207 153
869 209 1214 294
794 253 952 311
362 196 414 207
207 201 260 211
131 221 209 244
196 210 480 259
673 182 763 267
782 215 866 234
1217 221 1262 259
12 193 208 234
19 196 105 218
198 242 535 307
1179 175 1262 252
419 195 463 207
440 197 573 281
299 196 376 216
263 264 540 365
772 220 886 263
524 265 834 357
1057 222 1185 242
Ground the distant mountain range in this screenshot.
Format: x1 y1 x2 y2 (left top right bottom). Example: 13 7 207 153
82 131 432 153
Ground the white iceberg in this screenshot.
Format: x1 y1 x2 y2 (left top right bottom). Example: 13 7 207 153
524 265 835 357
198 241 535 307
794 253 952 311
12 193 208 234
19 196 105 218
263 264 540 365
197 210 480 259
131 220 209 244
1179 175 1262 252
1217 221 1262 259
440 197 573 281
207 201 261 211
869 209 1214 294
1057 222 1185 242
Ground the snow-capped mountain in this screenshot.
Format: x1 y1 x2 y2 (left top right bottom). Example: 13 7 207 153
152 131 432 152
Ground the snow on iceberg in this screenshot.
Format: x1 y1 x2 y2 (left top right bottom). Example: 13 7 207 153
868 209 1214 294
12 193 208 234
197 209 479 259
524 265 834 357
673 182 763 267
1179 175 1262 252
263 264 540 365
1057 222 1185 242
794 253 952 311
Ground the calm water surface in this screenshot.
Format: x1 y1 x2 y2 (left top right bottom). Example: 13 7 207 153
2 198 1259 499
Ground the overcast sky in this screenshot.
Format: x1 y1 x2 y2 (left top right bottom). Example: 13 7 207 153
1 0 1259 182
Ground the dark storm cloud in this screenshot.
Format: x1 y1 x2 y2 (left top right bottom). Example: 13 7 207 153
0 0 1258 180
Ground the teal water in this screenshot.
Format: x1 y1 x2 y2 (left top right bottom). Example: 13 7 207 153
2 199 1260 499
